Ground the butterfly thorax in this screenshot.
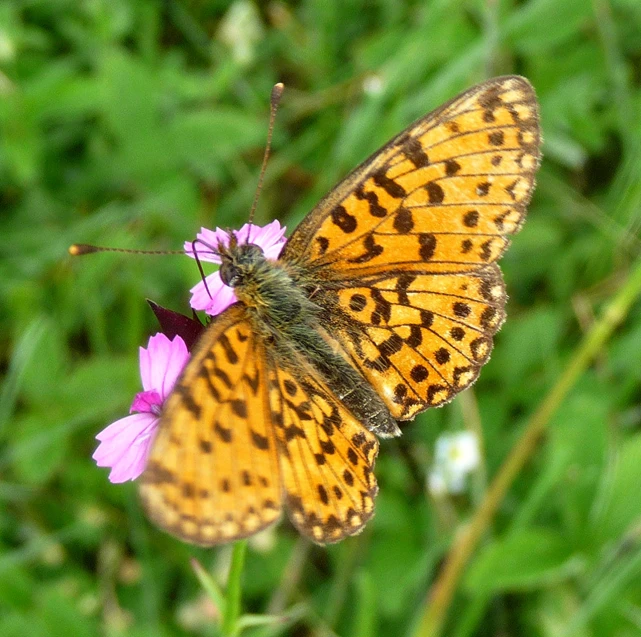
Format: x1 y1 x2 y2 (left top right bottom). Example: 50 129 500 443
219 239 314 324
218 237 401 437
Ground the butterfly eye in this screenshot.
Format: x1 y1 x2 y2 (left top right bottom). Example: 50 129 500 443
220 262 241 288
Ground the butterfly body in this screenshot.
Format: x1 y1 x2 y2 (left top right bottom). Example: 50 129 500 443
218 234 402 438
140 76 541 545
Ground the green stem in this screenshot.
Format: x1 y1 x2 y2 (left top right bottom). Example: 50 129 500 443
324 536 364 629
412 255 641 637
592 0 634 138
267 537 311 614
222 540 248 637
190 558 225 614
482 0 500 79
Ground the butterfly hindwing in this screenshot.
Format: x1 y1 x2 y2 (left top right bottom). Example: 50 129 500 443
140 303 379 546
267 357 379 543
322 267 505 418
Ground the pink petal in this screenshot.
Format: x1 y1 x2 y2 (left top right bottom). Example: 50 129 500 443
140 333 189 398
184 227 227 263
184 221 287 265
130 390 162 414
93 413 158 483
234 221 287 259
189 272 238 316
251 220 287 259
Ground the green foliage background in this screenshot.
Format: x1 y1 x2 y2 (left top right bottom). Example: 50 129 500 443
2 0 641 635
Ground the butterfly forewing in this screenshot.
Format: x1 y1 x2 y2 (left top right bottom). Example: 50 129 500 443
140 305 282 545
283 76 540 274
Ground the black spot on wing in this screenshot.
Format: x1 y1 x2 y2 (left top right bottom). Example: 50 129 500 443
426 182 445 204
218 333 238 364
404 137 430 168
316 236 329 255
394 207 414 234
419 233 437 260
356 185 387 218
463 210 479 227
332 205 357 233
348 234 384 264
373 170 407 198
444 159 461 176
488 131 504 146
175 385 202 418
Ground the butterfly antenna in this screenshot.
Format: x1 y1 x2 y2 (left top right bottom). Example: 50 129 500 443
189 239 216 299
71 85 284 259
69 244 185 256
247 82 284 243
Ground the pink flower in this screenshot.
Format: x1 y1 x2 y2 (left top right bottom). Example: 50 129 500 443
93 333 189 483
184 220 287 316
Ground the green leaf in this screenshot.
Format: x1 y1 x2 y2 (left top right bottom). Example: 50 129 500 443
592 434 641 542
504 0 593 53
464 529 582 594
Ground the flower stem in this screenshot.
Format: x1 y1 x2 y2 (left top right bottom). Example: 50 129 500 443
190 558 225 613
222 540 248 637
412 255 641 637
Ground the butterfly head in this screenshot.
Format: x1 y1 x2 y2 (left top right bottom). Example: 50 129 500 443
218 232 265 289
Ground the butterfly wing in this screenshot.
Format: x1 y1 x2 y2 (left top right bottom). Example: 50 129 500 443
281 76 541 419
140 304 282 545
140 303 378 546
266 352 379 544
320 268 506 419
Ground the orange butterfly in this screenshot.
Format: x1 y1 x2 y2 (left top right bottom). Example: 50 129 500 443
139 76 541 545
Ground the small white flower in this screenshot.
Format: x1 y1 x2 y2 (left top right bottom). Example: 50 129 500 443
435 431 480 474
248 526 277 553
428 431 480 497
218 0 264 66
427 469 448 497
362 73 385 96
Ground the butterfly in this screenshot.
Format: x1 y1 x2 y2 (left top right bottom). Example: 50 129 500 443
139 76 541 545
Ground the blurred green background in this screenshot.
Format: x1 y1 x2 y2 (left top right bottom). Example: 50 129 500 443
3 0 641 635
